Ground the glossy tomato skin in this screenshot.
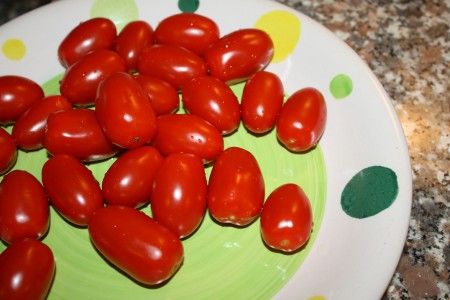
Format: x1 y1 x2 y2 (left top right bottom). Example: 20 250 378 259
42 154 103 226
115 20 153 71
151 153 207 239
276 87 327 152
137 44 207 90
207 147 265 226
134 74 179 115
260 183 313 252
43 109 118 162
102 146 163 208
0 239 55 300
0 75 44 125
153 114 224 164
154 13 219 56
60 49 126 106
0 170 49 244
182 76 240 135
58 17 117 68
96 72 157 149
0 128 17 175
204 29 274 84
88 206 184 285
241 71 284 134
12 95 72 151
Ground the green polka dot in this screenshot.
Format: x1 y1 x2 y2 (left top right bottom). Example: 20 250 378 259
2 38 26 60
330 74 353 99
90 0 138 31
178 0 200 12
341 166 398 219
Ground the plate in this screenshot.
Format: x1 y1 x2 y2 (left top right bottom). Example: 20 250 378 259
0 0 412 299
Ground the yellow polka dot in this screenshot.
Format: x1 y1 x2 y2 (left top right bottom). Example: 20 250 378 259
2 38 26 60
255 10 301 63
308 296 327 300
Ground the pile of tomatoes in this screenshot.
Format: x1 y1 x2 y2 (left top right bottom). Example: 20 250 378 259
0 12 327 299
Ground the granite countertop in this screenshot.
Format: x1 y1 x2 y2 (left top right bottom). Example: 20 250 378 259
1 0 449 299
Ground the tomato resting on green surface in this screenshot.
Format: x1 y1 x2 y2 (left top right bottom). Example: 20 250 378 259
0 128 17 175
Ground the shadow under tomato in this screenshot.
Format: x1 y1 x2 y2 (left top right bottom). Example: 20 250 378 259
207 210 260 229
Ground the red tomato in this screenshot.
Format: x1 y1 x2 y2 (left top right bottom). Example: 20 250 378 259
0 239 55 300
42 154 103 226
204 29 274 84
260 183 313 252
137 44 207 90
134 74 179 115
102 146 163 208
151 153 207 238
207 147 265 226
0 128 17 175
153 114 224 164
276 87 327 152
58 17 116 68
43 109 118 162
115 20 153 71
182 76 240 135
12 95 72 151
60 49 126 106
154 13 219 56
0 75 44 125
88 206 184 285
0 170 49 244
241 71 284 134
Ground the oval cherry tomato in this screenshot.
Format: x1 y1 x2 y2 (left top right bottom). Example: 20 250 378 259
0 170 49 244
260 183 313 252
134 74 179 115
42 154 103 226
241 71 284 134
151 153 207 239
12 95 72 151
88 206 184 285
60 49 126 106
0 75 44 125
58 17 116 68
153 114 224 164
276 87 327 152
207 147 265 226
204 29 274 84
182 76 240 135
96 72 157 149
154 13 219 56
0 239 55 300
102 146 163 208
0 128 17 175
137 44 207 90
43 109 118 162
114 20 153 71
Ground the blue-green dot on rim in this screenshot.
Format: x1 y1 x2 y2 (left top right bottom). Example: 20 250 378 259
330 74 353 99
178 0 200 13
90 0 138 31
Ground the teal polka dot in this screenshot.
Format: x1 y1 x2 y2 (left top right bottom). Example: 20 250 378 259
90 0 138 31
178 0 200 12
330 74 353 99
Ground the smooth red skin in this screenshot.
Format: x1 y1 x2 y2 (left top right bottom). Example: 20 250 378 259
0 240 55 300
153 114 224 164
154 13 219 56
42 154 103 226
12 95 72 151
134 74 179 115
60 49 126 106
204 29 274 84
276 87 327 152
95 72 157 149
137 44 208 90
115 20 153 71
241 71 284 134
0 128 17 175
207 147 265 226
0 170 49 244
151 153 207 239
260 183 313 252
102 146 163 208
58 17 117 68
0 76 44 125
43 109 118 162
182 76 241 135
88 206 184 285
